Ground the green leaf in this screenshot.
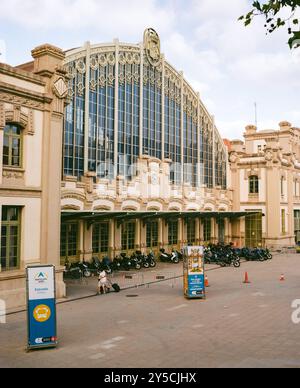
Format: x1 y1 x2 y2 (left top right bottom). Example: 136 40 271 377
288 31 300 49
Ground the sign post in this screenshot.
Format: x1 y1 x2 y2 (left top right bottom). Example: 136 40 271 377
183 246 206 300
26 265 57 350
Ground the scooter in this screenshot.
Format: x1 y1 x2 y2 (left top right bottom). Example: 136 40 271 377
159 249 180 264
78 260 93 278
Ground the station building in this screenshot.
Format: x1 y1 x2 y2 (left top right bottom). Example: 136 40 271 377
0 29 299 309
230 122 300 249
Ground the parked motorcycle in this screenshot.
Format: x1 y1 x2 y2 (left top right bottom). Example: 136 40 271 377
219 252 241 268
239 248 265 262
204 244 240 268
64 259 82 280
159 249 180 264
91 257 113 275
140 251 157 268
119 253 141 271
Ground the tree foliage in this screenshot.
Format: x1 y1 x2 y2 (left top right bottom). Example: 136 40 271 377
239 1 300 49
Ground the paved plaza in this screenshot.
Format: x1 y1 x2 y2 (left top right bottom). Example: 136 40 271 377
1 254 300 368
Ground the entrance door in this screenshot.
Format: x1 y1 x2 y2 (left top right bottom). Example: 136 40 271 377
60 222 79 264
245 212 263 248
294 210 300 244
146 221 159 252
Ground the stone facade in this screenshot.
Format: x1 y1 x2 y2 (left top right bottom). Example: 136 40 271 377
230 122 300 249
1 33 299 311
0 45 68 310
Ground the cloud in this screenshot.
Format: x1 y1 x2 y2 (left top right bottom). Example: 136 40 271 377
0 0 299 139
0 0 175 35
163 32 224 90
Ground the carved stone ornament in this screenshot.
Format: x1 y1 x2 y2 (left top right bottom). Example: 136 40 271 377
144 28 161 67
265 150 273 162
90 56 98 70
229 153 238 164
76 60 86 74
53 77 68 99
3 169 24 180
0 102 5 129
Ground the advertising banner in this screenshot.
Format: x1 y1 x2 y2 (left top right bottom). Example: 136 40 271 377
26 265 57 350
183 246 205 299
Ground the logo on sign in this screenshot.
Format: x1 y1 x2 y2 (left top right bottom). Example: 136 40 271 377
34 272 48 283
33 305 51 323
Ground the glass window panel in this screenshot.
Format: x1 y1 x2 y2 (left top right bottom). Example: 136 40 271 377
0 206 21 271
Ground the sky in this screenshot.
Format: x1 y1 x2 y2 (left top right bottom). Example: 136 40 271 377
0 0 299 140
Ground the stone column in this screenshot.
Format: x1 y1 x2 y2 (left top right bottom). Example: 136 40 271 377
135 219 141 251
84 222 93 262
225 218 231 244
141 221 147 252
31 44 68 298
178 218 183 249
158 218 163 249
200 220 204 244
265 148 281 248
287 163 295 245
210 218 215 244
115 223 122 255
78 220 85 260
0 102 5 186
108 219 115 259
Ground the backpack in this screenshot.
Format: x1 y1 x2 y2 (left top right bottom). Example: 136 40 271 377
112 283 121 293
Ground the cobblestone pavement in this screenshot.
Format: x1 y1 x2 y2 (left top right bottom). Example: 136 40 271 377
1 254 300 368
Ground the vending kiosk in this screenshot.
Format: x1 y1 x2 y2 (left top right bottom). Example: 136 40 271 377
183 246 206 300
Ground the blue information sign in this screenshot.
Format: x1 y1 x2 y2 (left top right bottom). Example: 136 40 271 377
26 265 57 350
183 247 206 299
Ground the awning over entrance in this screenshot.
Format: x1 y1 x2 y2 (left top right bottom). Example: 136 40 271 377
61 211 263 226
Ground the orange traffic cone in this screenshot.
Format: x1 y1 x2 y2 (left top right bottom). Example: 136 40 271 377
205 275 210 288
243 272 251 284
280 274 285 282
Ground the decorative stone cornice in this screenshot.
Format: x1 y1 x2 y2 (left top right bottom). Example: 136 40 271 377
279 121 292 131
0 63 45 86
61 190 86 201
32 44 65 61
0 82 51 110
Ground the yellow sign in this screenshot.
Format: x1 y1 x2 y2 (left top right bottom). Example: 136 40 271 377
33 305 51 323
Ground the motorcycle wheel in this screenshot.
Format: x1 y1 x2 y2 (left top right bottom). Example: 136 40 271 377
143 262 150 269
135 264 142 270
267 254 273 260
150 261 157 268
173 258 180 264
84 270 92 278
233 260 241 268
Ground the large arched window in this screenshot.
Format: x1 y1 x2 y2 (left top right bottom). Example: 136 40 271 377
3 124 22 168
249 175 259 195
